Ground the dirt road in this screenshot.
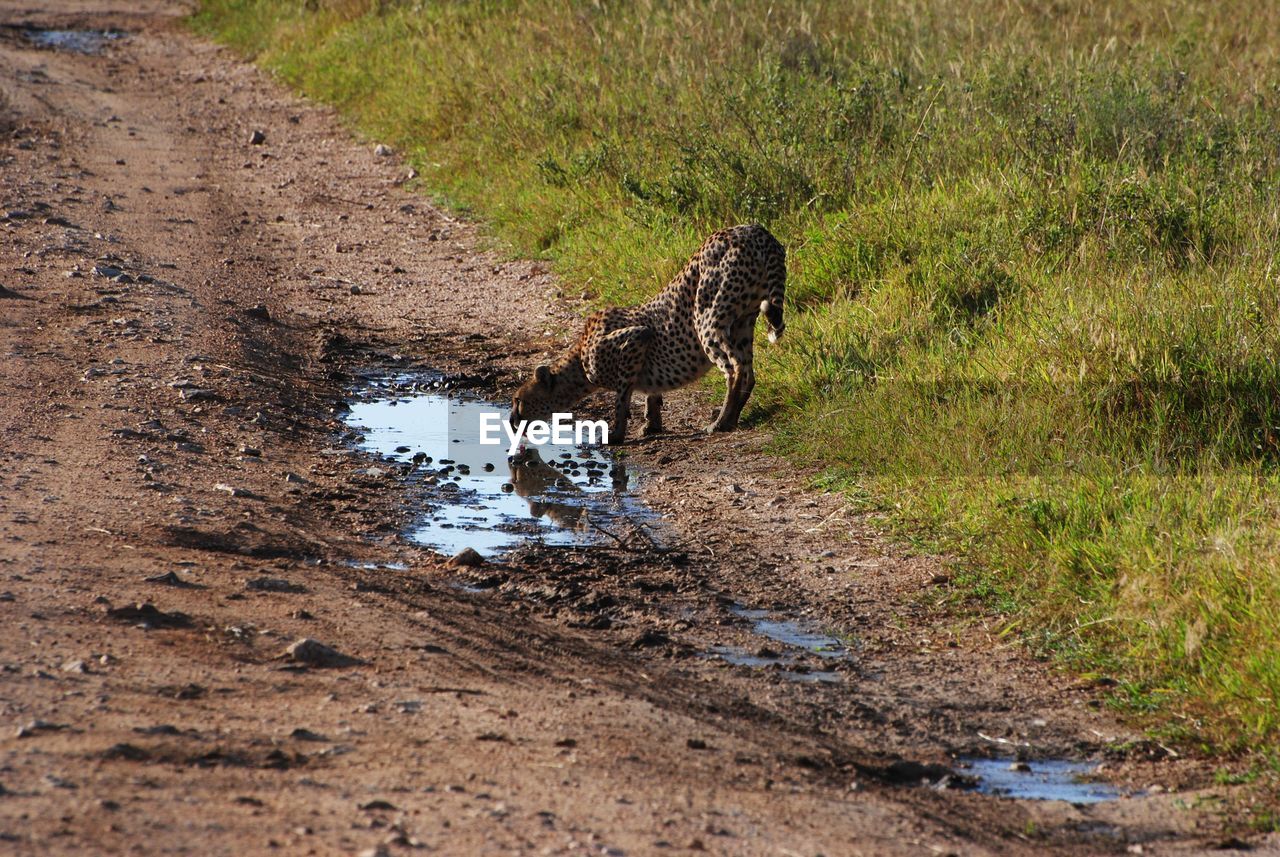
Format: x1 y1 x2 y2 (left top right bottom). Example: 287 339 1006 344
0 2 1260 854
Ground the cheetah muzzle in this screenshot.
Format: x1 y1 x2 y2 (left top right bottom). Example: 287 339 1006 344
512 224 786 443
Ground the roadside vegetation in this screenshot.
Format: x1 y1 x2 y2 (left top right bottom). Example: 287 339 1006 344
194 0 1280 753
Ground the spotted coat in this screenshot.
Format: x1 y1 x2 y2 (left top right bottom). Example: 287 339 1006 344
511 224 786 442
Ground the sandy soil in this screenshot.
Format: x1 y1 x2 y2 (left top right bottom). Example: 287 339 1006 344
0 2 1271 855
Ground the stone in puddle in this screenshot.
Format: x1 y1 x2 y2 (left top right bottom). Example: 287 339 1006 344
282 638 364 668
448 547 483 568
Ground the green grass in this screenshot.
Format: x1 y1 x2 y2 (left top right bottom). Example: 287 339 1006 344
193 0 1280 750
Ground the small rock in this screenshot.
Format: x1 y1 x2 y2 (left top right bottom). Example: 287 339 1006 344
61 659 90 674
43 774 77 790
289 728 328 742
105 602 192 630
143 571 194 587
248 129 266 145
16 720 68 738
448 548 483 568
242 303 271 322
358 799 397 811
1009 761 1032 773
283 472 307 484
238 445 261 457
100 742 151 762
180 388 216 402
373 143 393 157
246 577 306 594
281 638 364 668
686 738 708 751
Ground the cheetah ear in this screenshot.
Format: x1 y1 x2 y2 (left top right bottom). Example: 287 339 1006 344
535 364 553 386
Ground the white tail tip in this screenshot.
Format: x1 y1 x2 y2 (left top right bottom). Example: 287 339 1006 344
767 329 779 344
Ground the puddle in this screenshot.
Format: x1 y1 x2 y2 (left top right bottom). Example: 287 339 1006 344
24 28 124 54
705 605 850 683
961 758 1128 804
344 560 409 571
730 605 849 658
344 374 657 556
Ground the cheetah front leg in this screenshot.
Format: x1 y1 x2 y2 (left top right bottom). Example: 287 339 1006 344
589 325 653 445
610 386 633 445
643 394 663 436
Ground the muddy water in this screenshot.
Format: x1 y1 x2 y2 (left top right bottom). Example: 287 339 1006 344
961 758 1127 803
705 604 851 683
345 376 657 556
24 29 123 54
731 605 850 657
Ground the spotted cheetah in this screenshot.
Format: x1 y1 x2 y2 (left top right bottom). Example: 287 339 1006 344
511 224 786 442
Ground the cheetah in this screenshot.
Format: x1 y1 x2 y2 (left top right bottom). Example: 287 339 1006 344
511 224 786 442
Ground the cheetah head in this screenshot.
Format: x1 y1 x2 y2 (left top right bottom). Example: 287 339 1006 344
510 364 571 428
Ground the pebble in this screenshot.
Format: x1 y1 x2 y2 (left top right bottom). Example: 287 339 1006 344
289 728 329 742
282 638 364 668
358 799 397 811
248 129 266 145
16 719 68 738
246 577 306 593
144 571 188 588
105 602 192 630
373 143 393 157
242 303 271 321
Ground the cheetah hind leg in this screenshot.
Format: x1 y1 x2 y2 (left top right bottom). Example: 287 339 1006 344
643 394 663 436
705 323 756 433
707 372 742 433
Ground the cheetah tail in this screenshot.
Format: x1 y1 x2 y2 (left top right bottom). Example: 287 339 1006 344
761 299 785 344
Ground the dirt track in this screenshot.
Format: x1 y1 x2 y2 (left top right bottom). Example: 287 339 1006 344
0 2 1266 855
